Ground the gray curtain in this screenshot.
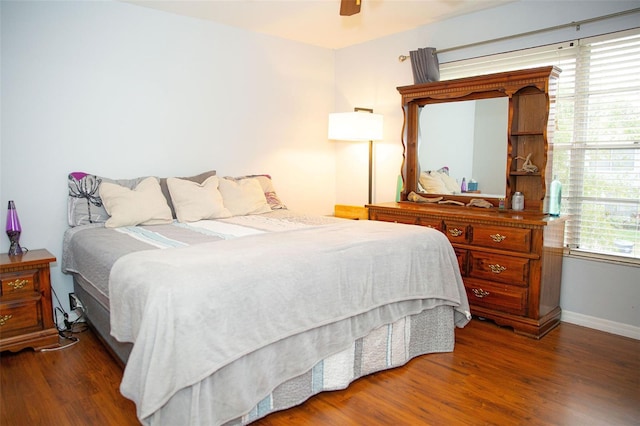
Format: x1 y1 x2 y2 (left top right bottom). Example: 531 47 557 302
410 47 440 84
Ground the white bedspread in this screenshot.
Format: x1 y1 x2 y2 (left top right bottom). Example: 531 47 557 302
109 219 470 425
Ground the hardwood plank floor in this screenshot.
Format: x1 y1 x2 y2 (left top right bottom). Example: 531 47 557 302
1 319 638 425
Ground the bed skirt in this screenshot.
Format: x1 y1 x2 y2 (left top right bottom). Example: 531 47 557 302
73 274 455 425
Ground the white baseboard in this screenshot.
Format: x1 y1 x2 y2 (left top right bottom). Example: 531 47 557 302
561 310 640 340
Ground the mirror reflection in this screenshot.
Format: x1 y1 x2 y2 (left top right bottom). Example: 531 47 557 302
417 97 508 197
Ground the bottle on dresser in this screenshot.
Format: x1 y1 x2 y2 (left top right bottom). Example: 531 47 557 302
549 176 562 216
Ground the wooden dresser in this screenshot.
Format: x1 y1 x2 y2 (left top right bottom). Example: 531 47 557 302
369 202 566 338
381 67 566 338
0 249 59 352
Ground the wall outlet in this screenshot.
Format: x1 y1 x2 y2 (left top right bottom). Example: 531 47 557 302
69 293 78 311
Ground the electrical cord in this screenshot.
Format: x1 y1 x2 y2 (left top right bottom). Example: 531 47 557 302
40 334 79 352
43 286 89 352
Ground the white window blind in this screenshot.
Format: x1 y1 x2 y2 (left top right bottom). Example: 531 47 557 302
439 29 640 261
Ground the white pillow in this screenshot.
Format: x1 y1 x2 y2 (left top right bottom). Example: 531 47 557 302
438 172 460 193
218 178 272 216
418 171 449 194
99 177 173 228
166 176 231 222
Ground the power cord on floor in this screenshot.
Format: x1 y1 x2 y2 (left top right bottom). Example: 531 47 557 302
43 287 89 352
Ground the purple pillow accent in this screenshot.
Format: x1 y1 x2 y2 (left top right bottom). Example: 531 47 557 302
69 172 89 180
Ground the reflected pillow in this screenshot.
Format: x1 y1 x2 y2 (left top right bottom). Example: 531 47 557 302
99 177 173 228
438 172 460 193
419 171 449 194
218 177 272 216
167 176 231 222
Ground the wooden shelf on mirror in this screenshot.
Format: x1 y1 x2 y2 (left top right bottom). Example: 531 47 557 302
511 131 545 136
510 171 542 176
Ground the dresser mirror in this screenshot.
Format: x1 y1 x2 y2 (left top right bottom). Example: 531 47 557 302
418 97 508 197
398 67 559 210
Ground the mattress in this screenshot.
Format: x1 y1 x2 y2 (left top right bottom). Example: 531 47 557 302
62 210 470 425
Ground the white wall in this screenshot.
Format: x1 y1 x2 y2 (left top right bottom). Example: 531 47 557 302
1 1 336 312
334 0 640 337
561 257 639 337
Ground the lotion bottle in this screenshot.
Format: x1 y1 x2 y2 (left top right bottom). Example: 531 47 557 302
549 176 562 216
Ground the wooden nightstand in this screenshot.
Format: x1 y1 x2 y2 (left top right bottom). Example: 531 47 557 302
0 249 59 352
334 205 369 220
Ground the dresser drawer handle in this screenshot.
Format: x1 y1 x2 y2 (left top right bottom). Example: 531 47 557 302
472 288 490 298
448 228 463 237
7 279 28 290
0 314 13 326
490 233 507 243
488 264 507 274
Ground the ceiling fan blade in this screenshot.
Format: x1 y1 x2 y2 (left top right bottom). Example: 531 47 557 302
340 0 361 16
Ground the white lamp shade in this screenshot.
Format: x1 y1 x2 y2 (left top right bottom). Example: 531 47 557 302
328 112 384 141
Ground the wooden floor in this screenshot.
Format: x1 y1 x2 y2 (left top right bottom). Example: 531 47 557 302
1 319 638 425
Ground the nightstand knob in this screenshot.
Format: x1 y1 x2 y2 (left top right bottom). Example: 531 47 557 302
0 314 13 326
7 279 28 290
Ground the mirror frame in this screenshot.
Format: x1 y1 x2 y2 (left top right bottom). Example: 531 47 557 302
397 68 556 207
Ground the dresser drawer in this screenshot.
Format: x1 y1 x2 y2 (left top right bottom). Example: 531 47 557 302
468 252 529 286
465 279 528 316
444 221 469 243
371 211 419 225
416 216 443 230
471 224 532 253
370 211 443 230
453 248 468 275
1 269 38 298
0 300 43 337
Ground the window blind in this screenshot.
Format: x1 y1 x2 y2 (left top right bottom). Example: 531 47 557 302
438 28 640 261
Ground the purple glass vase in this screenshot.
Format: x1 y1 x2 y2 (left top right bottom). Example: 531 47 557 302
6 200 23 256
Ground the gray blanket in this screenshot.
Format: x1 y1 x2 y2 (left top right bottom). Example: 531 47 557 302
109 219 470 425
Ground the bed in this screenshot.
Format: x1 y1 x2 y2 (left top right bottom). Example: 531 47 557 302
61 171 470 426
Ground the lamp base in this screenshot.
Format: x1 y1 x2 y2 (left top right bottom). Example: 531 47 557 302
7 231 23 256
8 244 23 256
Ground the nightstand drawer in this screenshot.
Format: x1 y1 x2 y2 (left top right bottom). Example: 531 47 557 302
471 224 532 253
1 269 38 297
0 300 42 337
468 252 529 286
465 279 527 316
1 249 57 352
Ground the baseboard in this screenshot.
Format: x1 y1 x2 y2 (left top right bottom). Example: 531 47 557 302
561 310 640 340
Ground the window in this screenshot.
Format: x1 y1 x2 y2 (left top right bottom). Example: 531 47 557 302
439 29 640 261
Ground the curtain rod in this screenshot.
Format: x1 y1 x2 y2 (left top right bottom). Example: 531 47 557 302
398 7 640 62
